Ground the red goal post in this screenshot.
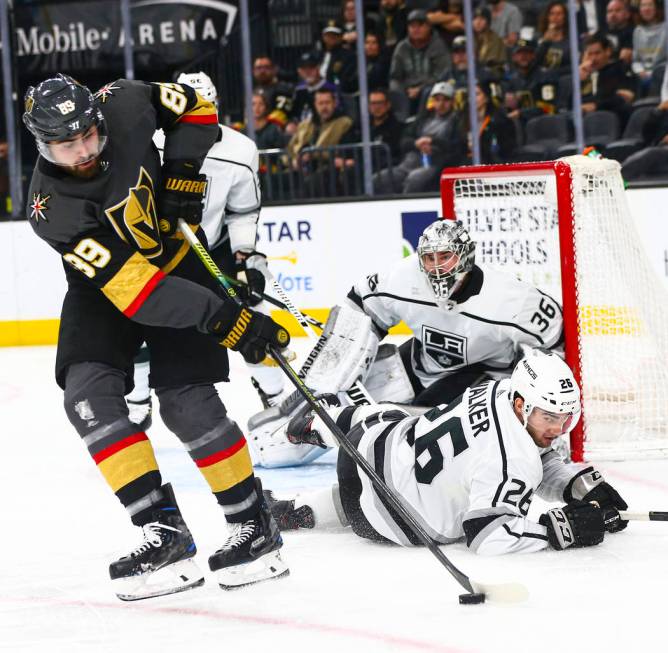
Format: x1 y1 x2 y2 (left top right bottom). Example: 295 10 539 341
440 157 668 462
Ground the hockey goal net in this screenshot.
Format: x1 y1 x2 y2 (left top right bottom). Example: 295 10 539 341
440 156 668 462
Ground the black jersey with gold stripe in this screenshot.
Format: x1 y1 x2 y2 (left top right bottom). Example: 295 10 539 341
26 78 226 330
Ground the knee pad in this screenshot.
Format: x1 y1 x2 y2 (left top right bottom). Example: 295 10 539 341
63 362 130 437
365 344 415 404
156 384 230 442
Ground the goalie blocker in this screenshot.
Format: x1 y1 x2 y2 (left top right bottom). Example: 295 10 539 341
247 305 416 468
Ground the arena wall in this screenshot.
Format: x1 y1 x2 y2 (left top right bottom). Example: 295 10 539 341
2 189 667 345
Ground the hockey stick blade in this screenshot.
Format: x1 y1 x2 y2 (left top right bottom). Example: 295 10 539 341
619 510 668 522
470 580 530 604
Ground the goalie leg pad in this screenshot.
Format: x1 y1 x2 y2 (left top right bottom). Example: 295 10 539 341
364 343 416 404
247 406 329 468
303 304 379 395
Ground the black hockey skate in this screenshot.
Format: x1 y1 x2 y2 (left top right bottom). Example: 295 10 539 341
109 484 204 601
208 479 289 589
285 394 339 448
262 487 315 531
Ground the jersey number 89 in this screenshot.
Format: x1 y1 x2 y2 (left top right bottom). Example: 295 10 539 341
64 238 111 278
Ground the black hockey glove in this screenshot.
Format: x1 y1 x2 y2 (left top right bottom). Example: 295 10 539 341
157 160 207 236
539 500 605 551
564 467 629 533
208 302 290 364
234 250 267 307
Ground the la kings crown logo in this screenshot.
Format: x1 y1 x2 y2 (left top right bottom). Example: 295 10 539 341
422 325 468 368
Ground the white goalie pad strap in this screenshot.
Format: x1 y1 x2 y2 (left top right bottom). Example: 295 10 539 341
247 406 328 468
304 305 379 395
364 344 415 404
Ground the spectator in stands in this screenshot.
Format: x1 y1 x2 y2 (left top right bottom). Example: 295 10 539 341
486 0 523 48
374 81 466 194
632 0 666 92
621 103 668 179
252 56 294 130
289 52 340 135
473 6 507 77
426 0 465 47
390 9 451 116
579 32 635 125
578 0 608 36
369 88 404 164
286 87 356 171
319 20 358 93
604 0 635 64
248 93 287 150
341 0 359 49
467 79 517 163
375 0 409 52
504 38 559 122
440 35 469 92
535 1 572 72
365 32 392 89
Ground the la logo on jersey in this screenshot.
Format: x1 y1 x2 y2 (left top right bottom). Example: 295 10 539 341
422 326 467 368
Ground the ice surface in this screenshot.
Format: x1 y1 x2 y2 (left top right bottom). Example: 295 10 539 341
2 341 667 652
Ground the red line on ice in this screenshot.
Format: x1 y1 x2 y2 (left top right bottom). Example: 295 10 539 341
5 595 473 653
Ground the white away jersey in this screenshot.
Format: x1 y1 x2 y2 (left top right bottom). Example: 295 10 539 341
154 125 260 251
347 255 563 388
347 379 586 554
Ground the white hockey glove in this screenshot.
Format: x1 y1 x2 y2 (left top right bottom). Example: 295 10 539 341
539 500 605 550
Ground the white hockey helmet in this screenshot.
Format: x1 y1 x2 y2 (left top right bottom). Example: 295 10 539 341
510 349 581 434
177 71 218 108
417 219 476 307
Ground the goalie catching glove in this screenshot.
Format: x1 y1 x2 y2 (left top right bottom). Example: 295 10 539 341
208 303 290 364
234 250 267 306
539 500 606 550
564 467 628 533
158 160 207 235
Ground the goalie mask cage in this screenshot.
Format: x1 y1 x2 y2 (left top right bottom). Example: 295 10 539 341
440 156 668 462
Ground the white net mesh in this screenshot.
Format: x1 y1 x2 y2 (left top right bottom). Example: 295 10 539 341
445 156 668 460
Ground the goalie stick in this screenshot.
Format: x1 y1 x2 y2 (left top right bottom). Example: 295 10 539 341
178 220 528 605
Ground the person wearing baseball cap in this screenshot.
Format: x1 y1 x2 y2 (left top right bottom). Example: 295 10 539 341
504 37 559 122
389 5 450 115
319 20 357 93
472 4 507 77
374 78 465 194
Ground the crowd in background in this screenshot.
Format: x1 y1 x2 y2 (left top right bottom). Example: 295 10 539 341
238 0 668 197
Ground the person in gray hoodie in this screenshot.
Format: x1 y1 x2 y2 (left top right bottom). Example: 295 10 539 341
632 0 666 93
389 9 451 115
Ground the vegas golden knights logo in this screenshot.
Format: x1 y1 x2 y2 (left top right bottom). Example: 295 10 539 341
105 167 162 259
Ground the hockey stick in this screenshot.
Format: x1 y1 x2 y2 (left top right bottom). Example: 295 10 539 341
619 511 668 521
178 220 528 605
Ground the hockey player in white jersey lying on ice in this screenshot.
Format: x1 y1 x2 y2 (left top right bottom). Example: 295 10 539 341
263 350 629 554
248 218 564 468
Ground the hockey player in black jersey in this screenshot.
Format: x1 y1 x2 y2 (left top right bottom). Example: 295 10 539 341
23 74 290 599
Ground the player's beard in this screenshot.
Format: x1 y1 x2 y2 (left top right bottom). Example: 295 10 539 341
66 156 101 179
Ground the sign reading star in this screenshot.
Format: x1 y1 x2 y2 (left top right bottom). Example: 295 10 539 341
95 82 121 103
30 192 50 222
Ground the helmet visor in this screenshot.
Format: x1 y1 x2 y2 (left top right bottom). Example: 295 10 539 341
37 118 107 166
527 406 579 436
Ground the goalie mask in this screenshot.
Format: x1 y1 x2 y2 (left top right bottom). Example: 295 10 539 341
23 74 108 166
177 71 219 109
417 220 476 308
510 350 581 437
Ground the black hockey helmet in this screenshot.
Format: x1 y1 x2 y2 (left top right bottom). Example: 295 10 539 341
23 73 107 164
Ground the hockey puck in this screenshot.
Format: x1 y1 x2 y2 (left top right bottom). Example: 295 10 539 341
459 592 486 605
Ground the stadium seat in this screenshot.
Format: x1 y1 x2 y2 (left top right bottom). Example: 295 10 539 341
556 111 621 157
604 106 656 162
515 114 572 160
388 89 410 123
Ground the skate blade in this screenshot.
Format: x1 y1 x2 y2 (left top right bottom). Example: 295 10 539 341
215 550 289 590
114 558 205 601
